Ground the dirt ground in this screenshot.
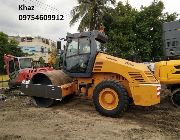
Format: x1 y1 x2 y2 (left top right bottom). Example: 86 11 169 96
0 90 180 140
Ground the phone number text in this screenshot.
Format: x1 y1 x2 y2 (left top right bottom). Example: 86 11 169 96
19 14 64 21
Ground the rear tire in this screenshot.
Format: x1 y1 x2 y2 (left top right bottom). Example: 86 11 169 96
93 80 129 117
171 88 180 107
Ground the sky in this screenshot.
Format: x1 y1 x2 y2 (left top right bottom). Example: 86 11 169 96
0 0 179 41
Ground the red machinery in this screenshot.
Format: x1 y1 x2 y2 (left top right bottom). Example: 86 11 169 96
3 54 53 89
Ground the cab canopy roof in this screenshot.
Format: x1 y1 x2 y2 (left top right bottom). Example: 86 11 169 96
66 30 108 43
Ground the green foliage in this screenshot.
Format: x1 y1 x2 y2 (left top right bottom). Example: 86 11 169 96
135 0 178 61
38 57 45 67
70 0 116 31
103 2 137 59
103 0 178 61
53 55 63 70
0 32 24 73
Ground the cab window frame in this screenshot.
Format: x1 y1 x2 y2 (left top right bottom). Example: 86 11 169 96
14 58 20 71
65 37 91 73
66 37 91 58
9 60 15 73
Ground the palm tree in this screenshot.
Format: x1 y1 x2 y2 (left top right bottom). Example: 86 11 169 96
70 0 116 32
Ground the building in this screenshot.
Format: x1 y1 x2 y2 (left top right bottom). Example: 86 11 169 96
163 20 180 58
9 36 57 63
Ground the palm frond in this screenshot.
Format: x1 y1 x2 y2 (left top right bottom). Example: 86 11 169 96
70 0 116 30
78 13 91 31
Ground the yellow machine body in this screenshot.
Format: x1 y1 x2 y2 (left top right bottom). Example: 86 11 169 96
154 60 180 84
60 53 160 106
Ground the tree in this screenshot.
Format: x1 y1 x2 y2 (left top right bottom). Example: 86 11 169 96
102 0 178 61
0 32 24 73
39 57 45 67
48 47 57 67
70 0 116 31
135 0 178 61
103 2 138 59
